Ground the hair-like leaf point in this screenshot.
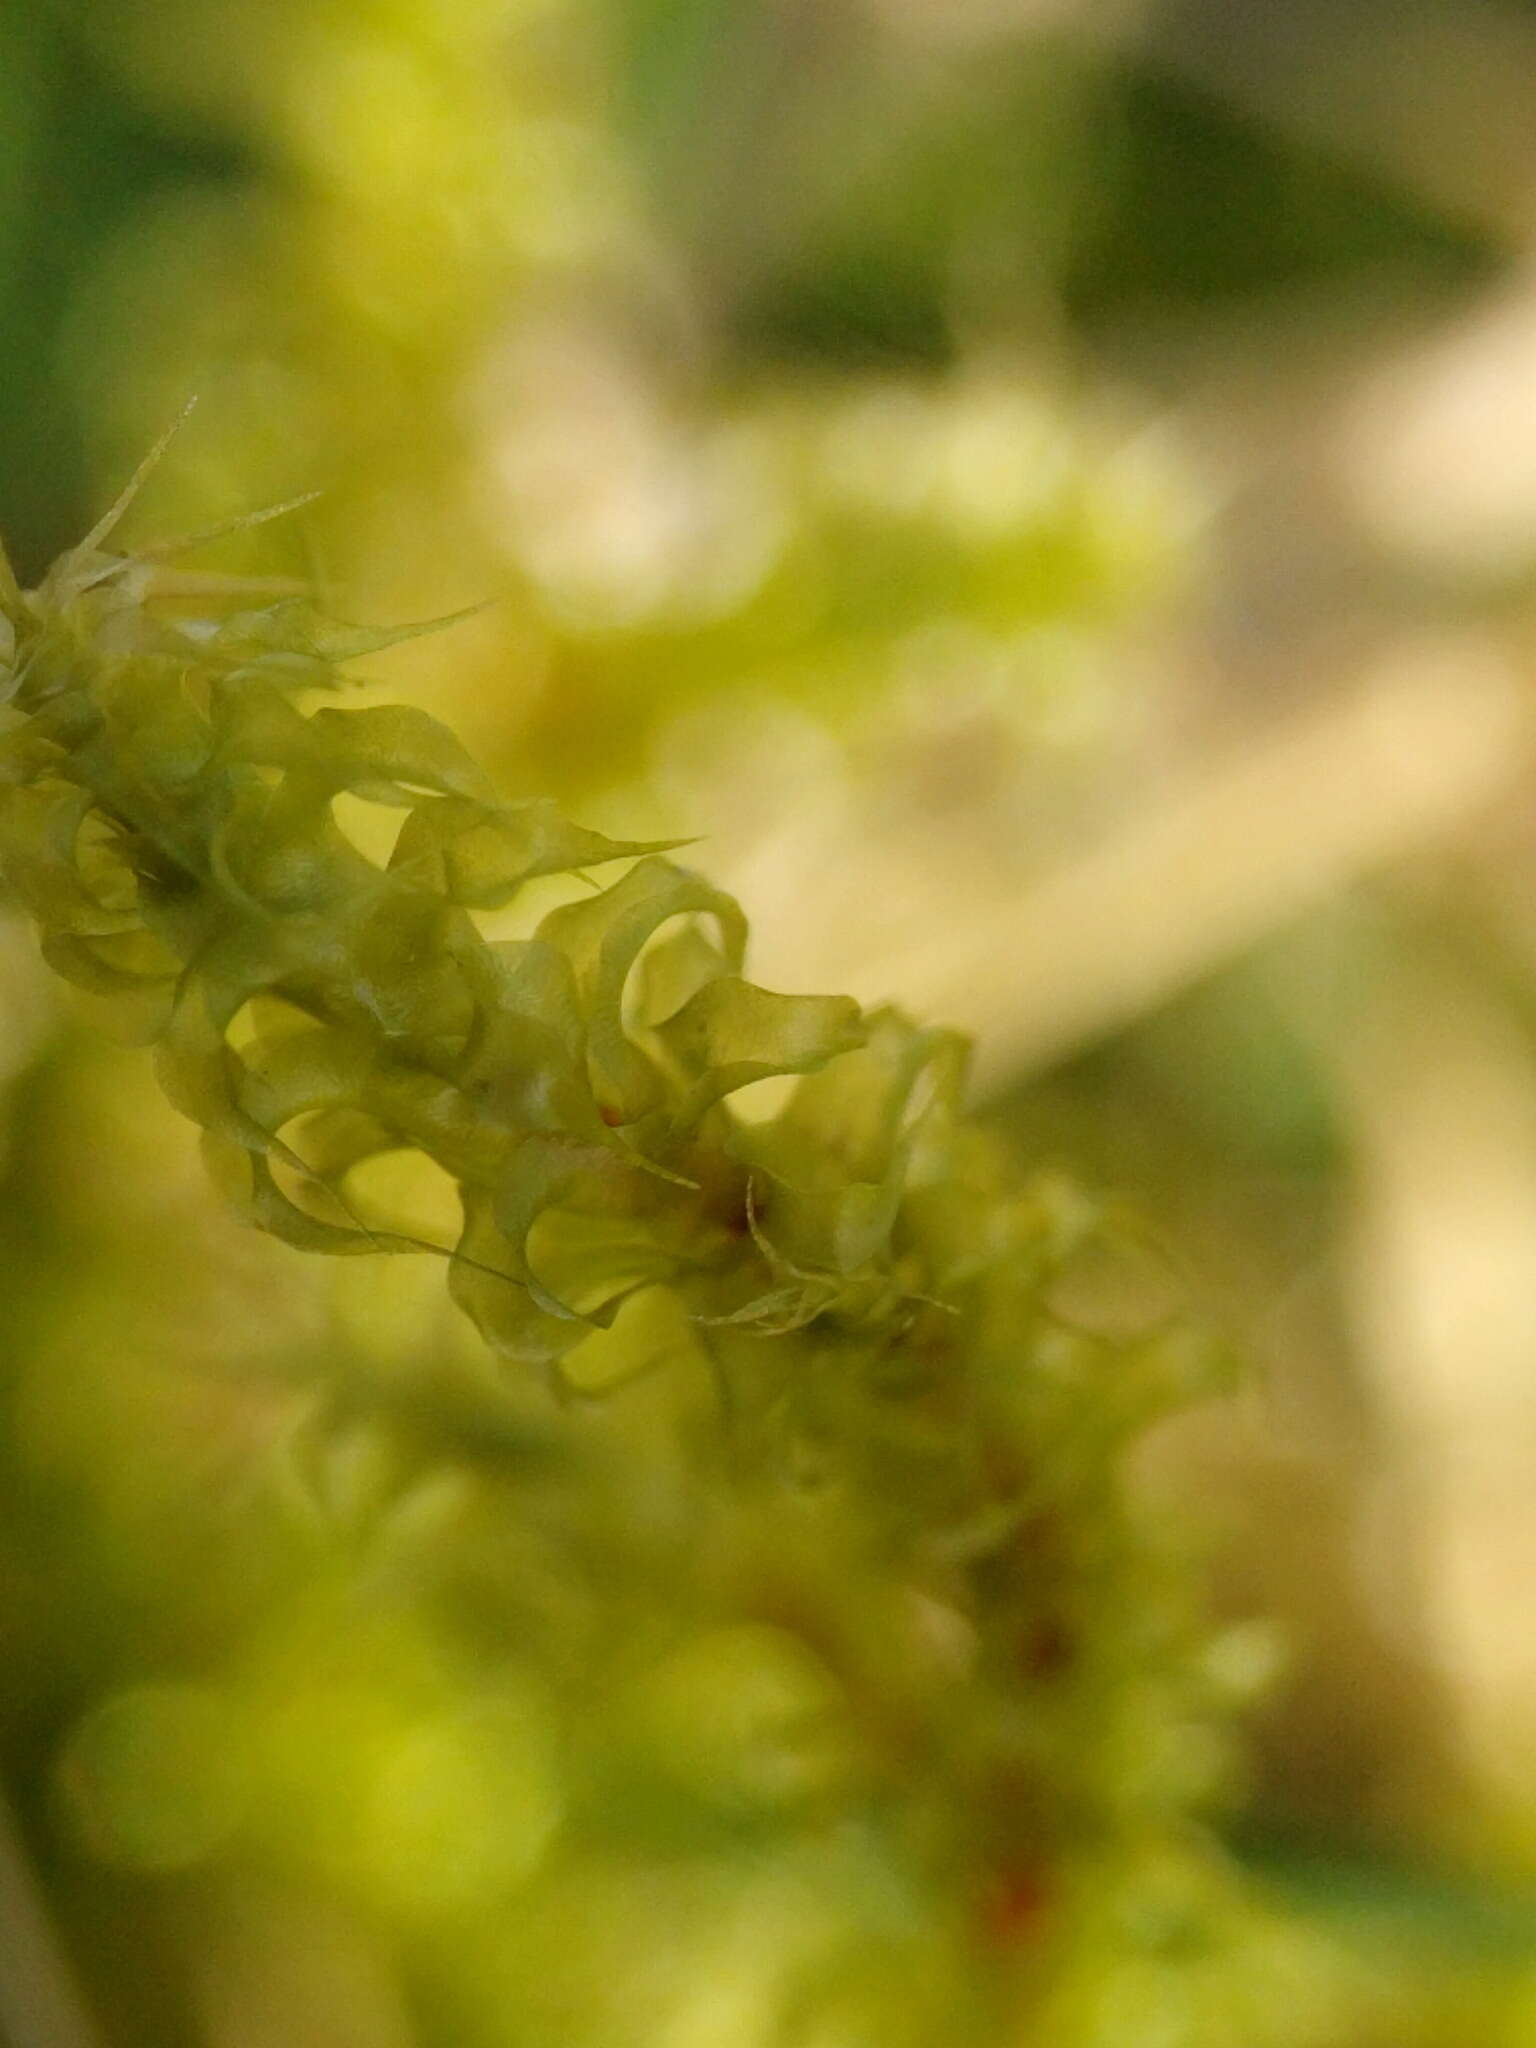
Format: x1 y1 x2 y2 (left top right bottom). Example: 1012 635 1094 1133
69 397 199 561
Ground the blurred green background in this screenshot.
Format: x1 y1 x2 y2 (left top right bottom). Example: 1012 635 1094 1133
9 0 1536 2041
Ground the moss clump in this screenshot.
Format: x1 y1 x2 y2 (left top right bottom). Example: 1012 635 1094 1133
0 494 1245 2041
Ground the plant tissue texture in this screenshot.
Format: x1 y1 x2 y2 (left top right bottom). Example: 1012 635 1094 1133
0 505 1306 2047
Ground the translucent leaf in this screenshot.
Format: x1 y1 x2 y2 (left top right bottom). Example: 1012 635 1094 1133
448 1187 569 1366
390 795 689 908
204 598 474 678
309 704 497 803
654 973 865 1115
0 781 139 936
538 857 748 1122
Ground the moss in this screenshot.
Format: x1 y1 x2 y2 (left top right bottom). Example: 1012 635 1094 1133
0 487 1247 2035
